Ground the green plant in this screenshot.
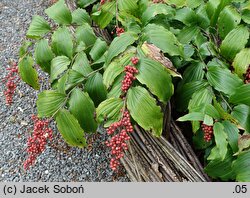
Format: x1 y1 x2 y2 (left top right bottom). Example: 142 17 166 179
15 0 250 181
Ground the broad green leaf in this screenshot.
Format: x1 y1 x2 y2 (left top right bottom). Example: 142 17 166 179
213 122 228 160
177 26 199 44
92 1 116 28
18 56 40 90
19 41 32 57
188 87 214 112
50 56 71 82
205 151 236 181
107 75 123 99
127 86 163 137
181 62 205 85
168 0 186 8
187 0 202 8
230 84 250 106
136 58 174 103
204 114 214 126
89 38 107 61
174 7 197 25
69 88 97 133
35 39 54 73
176 80 209 111
106 33 136 64
218 5 241 39
51 27 73 58
72 8 91 25
118 0 138 13
222 121 239 153
57 72 68 94
206 66 243 96
103 50 134 88
141 4 175 25
66 69 85 89
242 9 250 24
37 90 66 117
177 112 205 122
75 24 97 48
96 98 123 124
77 0 97 8
144 24 184 56
56 109 87 148
204 104 221 119
220 26 249 60
232 48 250 78
26 15 51 39
72 52 93 76
45 0 72 25
231 104 250 132
232 151 250 181
85 73 107 106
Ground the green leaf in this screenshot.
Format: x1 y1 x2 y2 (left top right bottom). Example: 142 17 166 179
230 84 250 106
50 56 71 82
168 0 186 8
92 1 116 29
57 72 68 94
51 27 73 58
177 112 205 122
26 15 51 39
118 0 138 13
213 122 228 160
56 109 87 148
177 26 199 44
181 62 205 85
176 80 209 111
103 63 124 89
222 121 239 153
231 104 250 132
232 48 250 78
144 24 184 57
205 151 235 181
206 66 243 96
72 8 91 25
66 70 85 89
242 9 250 24
236 135 250 155
232 150 250 181
187 0 202 8
45 0 72 25
18 56 40 90
141 4 175 25
218 5 241 39
69 88 97 133
204 104 221 119
220 26 249 61
35 39 54 73
136 58 174 103
89 38 107 61
96 98 123 125
106 33 136 64
75 24 97 48
85 73 107 106
107 75 123 99
19 41 32 57
37 90 66 117
193 129 212 149
77 0 97 8
72 52 93 76
127 86 163 137
174 7 198 25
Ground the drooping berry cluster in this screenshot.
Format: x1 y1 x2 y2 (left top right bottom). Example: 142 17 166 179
201 123 213 142
106 110 133 170
24 115 53 170
121 65 138 93
244 65 250 84
3 62 19 105
116 27 125 36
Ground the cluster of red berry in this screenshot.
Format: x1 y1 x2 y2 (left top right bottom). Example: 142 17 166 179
3 62 19 105
24 115 53 170
100 0 106 5
152 0 164 3
106 110 133 170
116 27 125 36
244 66 250 84
201 123 213 142
121 57 139 93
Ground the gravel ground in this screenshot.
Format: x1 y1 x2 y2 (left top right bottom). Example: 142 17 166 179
0 0 128 182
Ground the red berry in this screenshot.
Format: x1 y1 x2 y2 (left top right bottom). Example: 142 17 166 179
201 123 213 142
244 65 250 84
